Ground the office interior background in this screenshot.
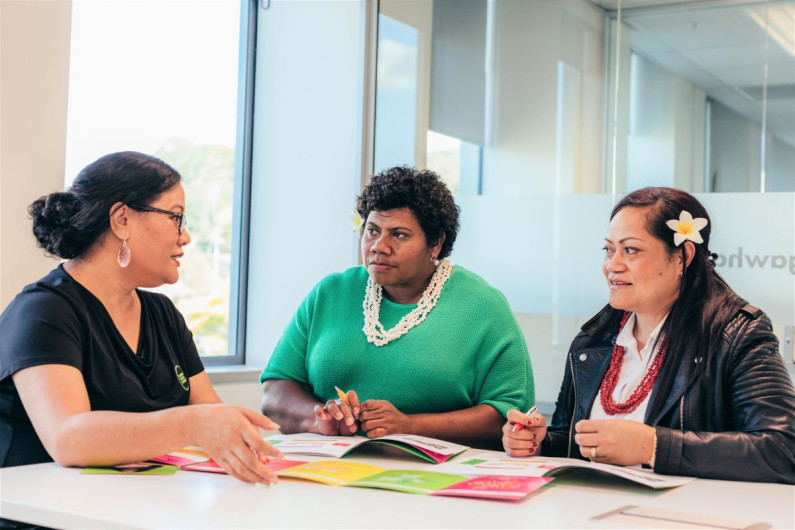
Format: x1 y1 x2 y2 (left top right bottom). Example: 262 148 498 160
2 0 794 414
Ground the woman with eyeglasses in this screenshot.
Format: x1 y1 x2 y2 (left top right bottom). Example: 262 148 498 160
502 187 795 484
0 151 282 484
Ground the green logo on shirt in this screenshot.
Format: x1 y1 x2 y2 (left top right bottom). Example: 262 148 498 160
175 365 189 391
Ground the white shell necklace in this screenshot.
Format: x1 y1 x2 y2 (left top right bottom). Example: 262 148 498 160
362 259 453 346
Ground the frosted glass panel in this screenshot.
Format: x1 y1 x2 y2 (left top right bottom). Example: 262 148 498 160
451 193 795 404
701 193 795 326
452 194 613 404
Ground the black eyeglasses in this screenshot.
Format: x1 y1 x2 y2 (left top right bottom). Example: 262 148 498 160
128 204 187 234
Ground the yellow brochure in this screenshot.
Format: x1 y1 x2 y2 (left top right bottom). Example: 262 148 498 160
277 460 387 486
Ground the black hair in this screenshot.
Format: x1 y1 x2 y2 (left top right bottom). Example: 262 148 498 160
356 166 460 259
29 151 182 259
599 186 745 415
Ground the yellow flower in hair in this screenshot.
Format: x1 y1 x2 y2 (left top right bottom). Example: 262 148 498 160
350 210 364 231
665 210 708 246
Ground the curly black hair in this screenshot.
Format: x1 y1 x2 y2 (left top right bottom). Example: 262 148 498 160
356 166 460 259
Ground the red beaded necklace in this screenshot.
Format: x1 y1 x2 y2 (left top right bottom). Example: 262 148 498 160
599 311 667 416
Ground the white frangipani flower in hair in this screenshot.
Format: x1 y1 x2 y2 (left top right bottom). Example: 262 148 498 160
350 210 364 231
665 210 708 246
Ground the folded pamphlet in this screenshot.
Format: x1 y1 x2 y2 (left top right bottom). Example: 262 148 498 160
276 460 551 501
431 452 695 489
266 433 470 464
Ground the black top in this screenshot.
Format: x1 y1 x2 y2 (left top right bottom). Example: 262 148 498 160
0 265 204 467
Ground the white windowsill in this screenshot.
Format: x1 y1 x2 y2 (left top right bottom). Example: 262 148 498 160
206 365 262 384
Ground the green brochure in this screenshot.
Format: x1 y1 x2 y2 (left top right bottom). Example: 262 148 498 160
346 469 469 495
81 463 179 476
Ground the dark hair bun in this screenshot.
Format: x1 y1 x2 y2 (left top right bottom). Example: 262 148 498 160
29 192 88 259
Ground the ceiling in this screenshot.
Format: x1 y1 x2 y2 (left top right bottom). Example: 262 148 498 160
589 0 795 147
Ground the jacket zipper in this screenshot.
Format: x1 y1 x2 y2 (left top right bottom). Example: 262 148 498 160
567 352 577 458
679 395 685 431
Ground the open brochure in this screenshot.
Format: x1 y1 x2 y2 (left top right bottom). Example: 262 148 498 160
266 433 470 464
275 460 552 501
431 452 695 489
82 448 216 475
83 450 551 501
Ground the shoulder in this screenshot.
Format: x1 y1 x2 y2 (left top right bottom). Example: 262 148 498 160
309 266 368 298
722 304 776 350
0 269 88 379
1 268 86 322
446 266 508 304
569 305 622 352
319 265 368 287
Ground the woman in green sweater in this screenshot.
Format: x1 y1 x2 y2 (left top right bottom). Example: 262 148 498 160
260 166 534 448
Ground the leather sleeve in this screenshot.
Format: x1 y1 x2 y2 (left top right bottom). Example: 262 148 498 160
655 313 795 484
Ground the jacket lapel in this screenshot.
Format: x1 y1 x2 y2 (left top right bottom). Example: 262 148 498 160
645 343 703 426
572 346 613 421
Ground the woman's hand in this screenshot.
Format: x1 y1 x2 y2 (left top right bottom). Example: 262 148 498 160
358 399 411 437
313 390 360 436
193 405 284 484
574 419 654 466
502 409 547 457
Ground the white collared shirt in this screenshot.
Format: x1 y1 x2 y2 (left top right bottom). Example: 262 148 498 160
590 312 668 423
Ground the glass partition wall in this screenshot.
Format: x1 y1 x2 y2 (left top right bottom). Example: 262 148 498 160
371 0 795 407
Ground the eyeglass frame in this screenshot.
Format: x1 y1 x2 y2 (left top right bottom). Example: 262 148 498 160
127 203 187 234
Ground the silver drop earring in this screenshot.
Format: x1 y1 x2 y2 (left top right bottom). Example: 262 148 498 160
118 239 131 268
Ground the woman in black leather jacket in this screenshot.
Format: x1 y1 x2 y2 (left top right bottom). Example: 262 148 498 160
503 187 795 484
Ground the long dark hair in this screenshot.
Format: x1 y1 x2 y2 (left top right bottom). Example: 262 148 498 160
603 187 745 411
29 151 181 259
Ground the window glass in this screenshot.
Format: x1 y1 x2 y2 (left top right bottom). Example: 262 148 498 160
65 0 247 361
611 1 795 194
372 0 795 405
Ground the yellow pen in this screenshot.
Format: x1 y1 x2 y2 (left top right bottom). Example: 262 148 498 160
334 385 359 420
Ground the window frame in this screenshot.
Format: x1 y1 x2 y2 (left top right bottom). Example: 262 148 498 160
204 0 259 366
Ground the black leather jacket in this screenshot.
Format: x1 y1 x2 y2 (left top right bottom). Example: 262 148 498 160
541 304 795 484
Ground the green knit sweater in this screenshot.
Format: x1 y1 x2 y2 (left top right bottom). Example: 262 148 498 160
260 265 534 417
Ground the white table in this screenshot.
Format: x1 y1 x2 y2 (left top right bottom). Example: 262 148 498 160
1 448 793 529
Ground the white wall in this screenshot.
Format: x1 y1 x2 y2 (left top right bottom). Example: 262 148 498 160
0 0 72 309
481 0 606 195
626 53 706 193
709 100 762 193
244 0 364 370
767 135 795 192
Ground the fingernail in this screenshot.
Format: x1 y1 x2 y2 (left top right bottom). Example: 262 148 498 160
346 417 354 426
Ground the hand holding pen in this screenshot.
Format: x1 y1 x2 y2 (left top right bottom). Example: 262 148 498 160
334 385 360 421
511 405 538 432
503 406 546 458
312 385 360 436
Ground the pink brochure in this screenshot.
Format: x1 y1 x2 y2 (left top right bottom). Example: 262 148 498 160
432 475 553 501
183 458 306 475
